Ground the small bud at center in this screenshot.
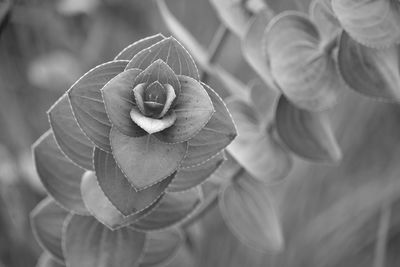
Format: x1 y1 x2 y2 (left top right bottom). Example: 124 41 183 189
144 81 167 105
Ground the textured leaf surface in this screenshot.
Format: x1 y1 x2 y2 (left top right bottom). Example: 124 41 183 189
264 11 342 111
139 228 183 267
101 68 146 137
131 187 202 231
68 60 128 151
227 99 292 183
309 0 341 41
219 171 283 252
332 0 400 48
338 31 400 101
275 95 342 162
115 34 166 61
33 130 88 214
181 83 236 168
94 148 172 216
36 253 65 267
155 76 214 143
242 9 275 89
31 198 68 263
110 127 187 190
48 94 93 170
126 37 199 80
80 171 160 230
168 152 225 192
63 214 146 267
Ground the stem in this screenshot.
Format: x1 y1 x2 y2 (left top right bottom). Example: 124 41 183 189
373 203 391 267
201 24 230 83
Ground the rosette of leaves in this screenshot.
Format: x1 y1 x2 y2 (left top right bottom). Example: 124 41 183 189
31 34 236 267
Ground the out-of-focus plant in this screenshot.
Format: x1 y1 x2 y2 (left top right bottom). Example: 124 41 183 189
29 0 400 266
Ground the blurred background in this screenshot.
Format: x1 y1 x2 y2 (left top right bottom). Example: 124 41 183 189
1 0 400 266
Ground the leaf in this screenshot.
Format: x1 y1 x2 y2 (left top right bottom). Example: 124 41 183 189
242 9 276 89
227 99 293 183
80 171 160 230
338 31 400 101
249 80 278 120
156 0 249 100
155 76 214 143
0 0 11 33
209 0 267 38
31 198 69 263
219 171 283 252
309 0 341 41
110 128 187 190
33 130 88 214
130 187 202 231
101 68 147 137
94 148 173 216
63 214 146 267
181 83 236 168
168 152 225 192
331 0 400 48
115 34 166 61
139 228 183 267
36 253 65 267
68 60 128 152
126 37 199 81
263 11 342 111
48 94 94 170
275 95 342 162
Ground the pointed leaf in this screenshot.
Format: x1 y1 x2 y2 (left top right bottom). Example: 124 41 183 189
242 9 276 89
309 0 341 41
275 95 342 162
131 187 202 231
219 171 284 252
63 214 146 267
139 228 183 267
332 0 400 48
101 68 147 137
227 99 293 183
36 253 65 267
338 31 400 101
263 11 342 111
155 76 214 143
115 34 166 61
80 171 160 230
126 37 199 81
68 60 128 152
110 127 187 190
31 198 69 263
181 83 236 168
130 107 176 134
249 80 278 120
33 130 88 214
168 152 225 192
94 148 173 216
48 94 94 170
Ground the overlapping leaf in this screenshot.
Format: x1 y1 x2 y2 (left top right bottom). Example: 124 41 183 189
181 83 236 168
63 214 146 267
139 228 183 267
338 31 400 101
332 0 400 48
126 36 199 81
33 130 88 214
36 253 65 267
263 11 342 111
275 95 342 162
219 171 284 252
94 148 172 216
130 187 202 231
48 94 94 170
115 34 166 61
80 171 160 230
309 0 342 41
110 127 187 190
227 99 292 183
249 81 278 122
31 198 68 263
68 60 128 152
